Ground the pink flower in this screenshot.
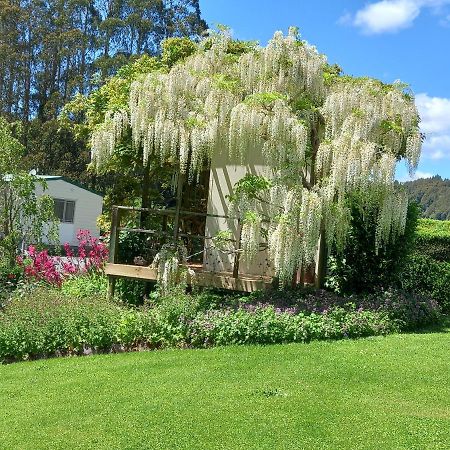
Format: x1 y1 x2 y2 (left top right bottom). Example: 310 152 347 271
64 242 73 257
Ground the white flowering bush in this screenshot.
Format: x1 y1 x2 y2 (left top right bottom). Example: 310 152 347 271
90 27 422 287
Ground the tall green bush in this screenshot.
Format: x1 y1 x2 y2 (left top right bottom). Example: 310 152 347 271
326 197 419 294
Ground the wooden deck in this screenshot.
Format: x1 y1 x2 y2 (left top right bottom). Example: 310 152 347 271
105 263 273 293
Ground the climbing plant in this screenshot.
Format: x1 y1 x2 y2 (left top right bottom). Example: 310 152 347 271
86 28 422 287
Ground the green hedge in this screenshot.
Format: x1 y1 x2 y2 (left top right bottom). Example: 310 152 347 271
415 219 450 262
398 253 450 313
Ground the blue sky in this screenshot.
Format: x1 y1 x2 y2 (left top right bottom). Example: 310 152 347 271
199 0 450 181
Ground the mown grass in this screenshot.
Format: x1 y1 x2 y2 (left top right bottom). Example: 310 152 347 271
0 327 449 450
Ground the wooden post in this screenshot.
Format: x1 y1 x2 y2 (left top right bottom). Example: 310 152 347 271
314 220 327 289
232 219 242 279
173 172 185 242
107 206 121 299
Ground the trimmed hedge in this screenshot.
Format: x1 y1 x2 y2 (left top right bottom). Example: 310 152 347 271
415 218 450 262
398 254 450 313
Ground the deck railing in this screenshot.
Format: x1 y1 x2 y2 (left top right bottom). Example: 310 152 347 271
108 205 243 277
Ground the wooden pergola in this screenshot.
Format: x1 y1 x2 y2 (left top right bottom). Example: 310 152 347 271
105 205 273 297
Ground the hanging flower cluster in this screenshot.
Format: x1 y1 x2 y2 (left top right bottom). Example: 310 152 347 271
240 211 262 260
151 244 189 292
90 28 422 286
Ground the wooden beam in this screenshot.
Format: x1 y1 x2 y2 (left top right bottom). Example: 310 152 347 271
109 207 120 264
232 219 242 279
104 263 272 293
106 263 158 280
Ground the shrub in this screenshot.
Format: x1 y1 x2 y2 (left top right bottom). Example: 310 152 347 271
415 218 450 262
18 229 108 286
0 286 442 363
397 254 450 313
0 264 24 301
187 306 396 347
61 273 108 299
326 198 419 294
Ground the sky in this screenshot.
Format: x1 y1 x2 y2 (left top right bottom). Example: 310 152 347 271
199 0 450 181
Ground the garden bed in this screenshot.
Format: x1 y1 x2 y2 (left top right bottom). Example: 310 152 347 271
0 284 442 363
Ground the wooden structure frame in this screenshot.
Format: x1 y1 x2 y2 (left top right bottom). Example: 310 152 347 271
105 205 273 296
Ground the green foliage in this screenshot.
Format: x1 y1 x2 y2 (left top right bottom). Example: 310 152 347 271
0 119 58 265
0 284 441 362
23 119 92 184
61 273 108 299
228 174 272 204
116 55 163 80
326 196 419 294
161 37 197 67
243 92 288 108
292 94 320 111
403 176 450 220
116 279 149 305
0 263 24 303
398 254 450 313
415 218 450 261
211 73 241 93
188 307 395 347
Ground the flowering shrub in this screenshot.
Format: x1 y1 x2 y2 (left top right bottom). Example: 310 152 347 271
248 287 442 330
17 230 108 286
0 264 24 304
0 285 442 363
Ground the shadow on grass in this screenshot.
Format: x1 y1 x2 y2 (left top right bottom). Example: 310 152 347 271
405 314 450 335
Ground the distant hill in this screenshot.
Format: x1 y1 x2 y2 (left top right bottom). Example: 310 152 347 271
403 176 450 220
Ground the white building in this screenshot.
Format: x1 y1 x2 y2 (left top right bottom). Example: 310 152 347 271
35 176 103 247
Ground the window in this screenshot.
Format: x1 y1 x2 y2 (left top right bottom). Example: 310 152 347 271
53 199 75 223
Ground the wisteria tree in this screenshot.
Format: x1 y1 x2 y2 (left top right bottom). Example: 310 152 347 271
88 28 422 287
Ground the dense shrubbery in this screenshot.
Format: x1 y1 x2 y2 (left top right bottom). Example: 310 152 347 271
326 200 418 294
391 218 450 314
17 230 108 286
415 219 450 262
61 273 108 299
326 204 450 314
398 254 450 313
0 285 441 363
0 264 24 303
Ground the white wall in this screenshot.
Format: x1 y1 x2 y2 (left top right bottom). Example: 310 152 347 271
35 179 103 246
203 151 273 277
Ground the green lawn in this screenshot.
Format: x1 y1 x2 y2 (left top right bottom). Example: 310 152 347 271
1 328 449 450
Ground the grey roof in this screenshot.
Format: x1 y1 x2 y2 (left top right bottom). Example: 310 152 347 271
3 174 103 198
40 176 104 198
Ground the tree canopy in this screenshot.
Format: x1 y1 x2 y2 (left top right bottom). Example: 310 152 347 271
82 27 423 286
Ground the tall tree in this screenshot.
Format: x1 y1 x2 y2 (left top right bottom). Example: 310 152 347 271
0 0 207 208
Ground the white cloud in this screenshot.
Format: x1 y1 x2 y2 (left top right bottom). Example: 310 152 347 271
398 170 434 181
341 0 450 34
415 93 450 160
415 93 450 133
355 0 420 33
